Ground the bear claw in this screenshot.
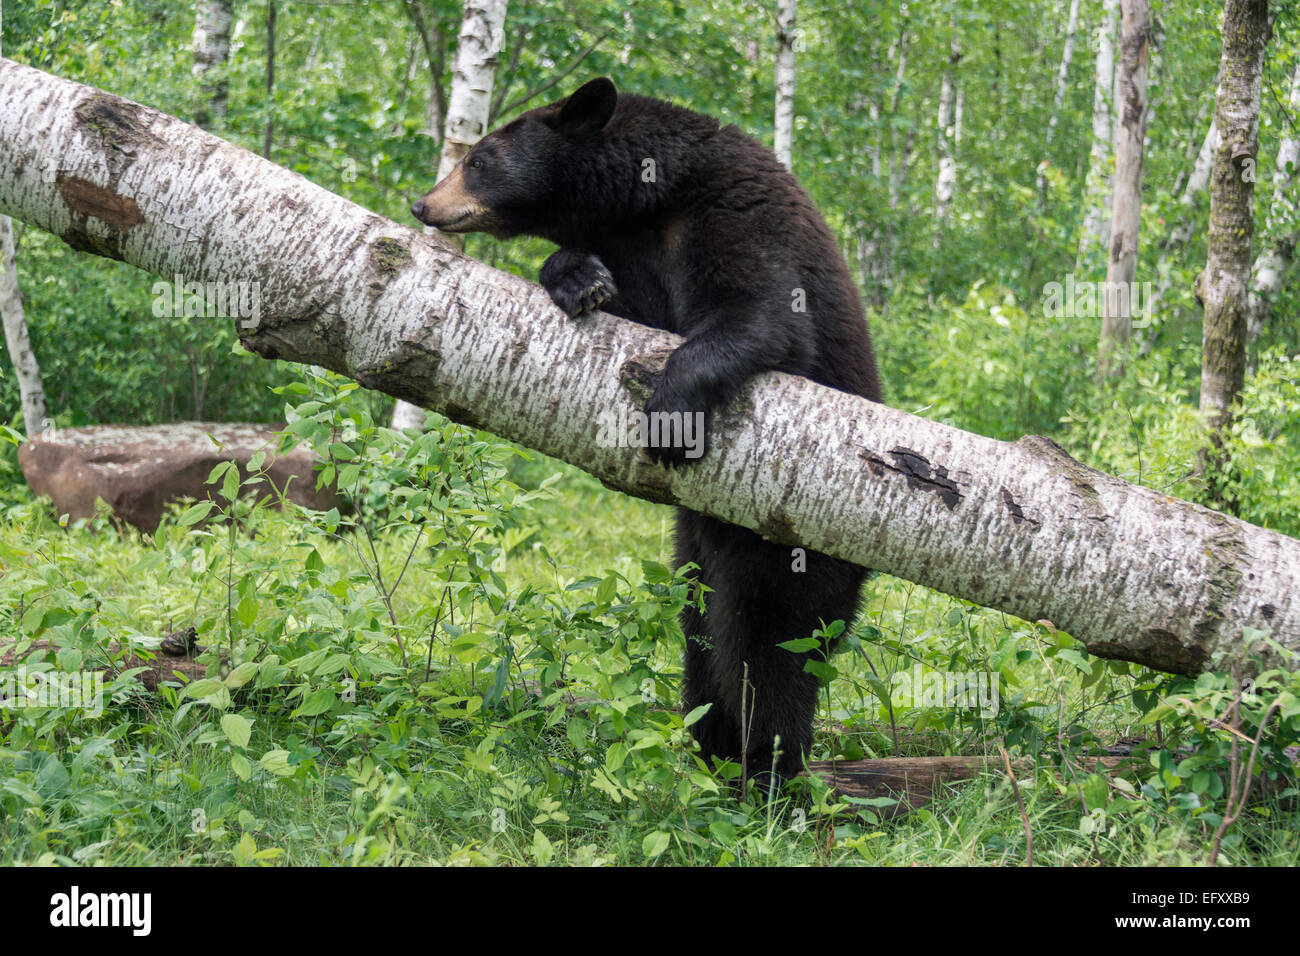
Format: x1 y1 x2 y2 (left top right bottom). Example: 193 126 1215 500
540 250 618 316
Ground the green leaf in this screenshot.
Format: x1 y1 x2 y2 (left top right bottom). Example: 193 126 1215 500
605 742 628 773
777 637 822 653
1081 773 1109 811
641 560 672 584
532 828 554 866
683 703 712 728
236 595 259 627
596 574 619 605
231 752 252 781
177 501 214 526
221 713 252 749
259 749 294 777
185 678 226 699
294 687 337 717
642 830 671 859
803 659 838 681
224 660 260 689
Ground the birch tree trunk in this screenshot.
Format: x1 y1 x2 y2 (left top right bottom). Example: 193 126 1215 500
1143 108 1216 331
263 0 276 159
1097 0 1149 382
857 19 911 312
934 30 961 224
191 0 233 131
1079 0 1118 269
0 3 49 437
392 0 508 432
772 0 797 171
1246 63 1300 344
1038 0 1080 204
0 214 47 437
1199 0 1271 498
1047 0 1081 142
1 58 1298 672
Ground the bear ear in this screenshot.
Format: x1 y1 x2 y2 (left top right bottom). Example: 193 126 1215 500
553 77 617 137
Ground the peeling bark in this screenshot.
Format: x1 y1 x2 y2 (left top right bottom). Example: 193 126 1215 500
1 59 1298 674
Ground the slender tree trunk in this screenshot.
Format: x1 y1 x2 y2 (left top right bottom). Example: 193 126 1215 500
1140 13 1164 147
402 0 448 147
864 18 912 314
1097 0 1150 382
772 0 797 171
0 4 49 437
392 0 508 432
191 0 233 131
1199 0 1271 505
1247 63 1300 344
1079 0 1119 269
1047 0 1082 142
1143 106 1217 333
2 59 1297 668
0 211 48 437
1171 115 1218 248
934 29 961 224
1038 0 1081 206
263 0 276 159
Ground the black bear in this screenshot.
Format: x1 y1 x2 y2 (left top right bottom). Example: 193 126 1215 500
412 77 883 785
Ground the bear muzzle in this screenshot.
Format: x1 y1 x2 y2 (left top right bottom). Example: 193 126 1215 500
411 164 503 236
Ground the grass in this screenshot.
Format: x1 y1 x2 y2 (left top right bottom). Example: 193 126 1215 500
0 443 1296 867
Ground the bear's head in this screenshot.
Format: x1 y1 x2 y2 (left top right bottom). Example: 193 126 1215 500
410 77 618 241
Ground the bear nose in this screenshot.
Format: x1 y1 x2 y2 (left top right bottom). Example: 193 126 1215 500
411 199 426 221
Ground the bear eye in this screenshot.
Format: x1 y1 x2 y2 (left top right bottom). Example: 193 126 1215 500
470 158 483 169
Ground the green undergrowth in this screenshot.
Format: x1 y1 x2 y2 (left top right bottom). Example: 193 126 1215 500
0 369 1297 866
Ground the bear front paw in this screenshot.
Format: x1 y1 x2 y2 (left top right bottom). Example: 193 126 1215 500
540 249 618 317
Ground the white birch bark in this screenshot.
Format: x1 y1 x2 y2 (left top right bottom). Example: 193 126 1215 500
191 0 233 131
1047 0 1081 142
0 215 47 436
1246 63 1300 342
1143 111 1217 331
392 0 508 432
1 58 1298 671
1038 0 1081 202
859 22 909 309
773 0 797 171
0 4 49 436
1079 0 1119 267
934 32 960 222
1097 0 1150 381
